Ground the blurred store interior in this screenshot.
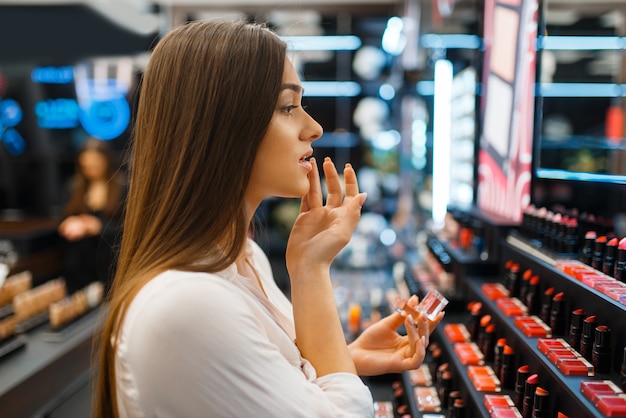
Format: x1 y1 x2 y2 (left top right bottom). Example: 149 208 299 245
2 0 626 417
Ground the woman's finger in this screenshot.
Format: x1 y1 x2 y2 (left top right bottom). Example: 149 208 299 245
404 315 419 355
343 163 359 197
301 157 322 211
323 157 343 208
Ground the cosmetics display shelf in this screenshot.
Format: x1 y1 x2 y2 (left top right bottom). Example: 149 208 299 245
0 307 104 417
429 311 492 417
463 277 604 417
502 236 626 361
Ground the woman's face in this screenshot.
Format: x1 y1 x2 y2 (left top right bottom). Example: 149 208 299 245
79 149 108 181
246 58 323 205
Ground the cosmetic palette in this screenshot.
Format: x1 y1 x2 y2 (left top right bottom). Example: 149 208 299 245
538 338 594 376
373 401 394 418
407 364 432 387
413 386 442 413
514 315 552 338
596 394 626 417
489 407 523 418
581 380 623 404
482 283 510 300
443 323 471 343
468 365 501 392
454 342 485 365
484 394 515 411
496 297 528 317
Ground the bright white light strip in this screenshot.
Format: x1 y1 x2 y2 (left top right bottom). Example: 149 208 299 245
539 82 623 97
301 81 361 97
538 36 624 50
421 34 482 50
282 36 362 51
432 59 453 229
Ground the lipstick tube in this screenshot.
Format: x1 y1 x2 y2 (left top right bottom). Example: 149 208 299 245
603 237 619 276
466 301 482 341
591 235 608 270
532 387 550 418
480 324 496 362
549 292 566 336
519 269 533 306
568 308 585 349
514 365 531 410
524 275 540 314
500 345 516 390
506 262 521 297
581 231 597 265
580 315 597 361
539 287 555 324
563 217 579 254
493 338 507 378
592 325 612 374
522 374 539 418
614 237 626 282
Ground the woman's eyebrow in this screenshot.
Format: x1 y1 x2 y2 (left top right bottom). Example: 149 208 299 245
280 83 303 94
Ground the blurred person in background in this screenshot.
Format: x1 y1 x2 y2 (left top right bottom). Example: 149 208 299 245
57 137 125 293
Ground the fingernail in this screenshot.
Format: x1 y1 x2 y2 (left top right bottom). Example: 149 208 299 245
422 336 428 347
345 162 352 169
407 314 416 328
359 192 367 206
324 156 331 162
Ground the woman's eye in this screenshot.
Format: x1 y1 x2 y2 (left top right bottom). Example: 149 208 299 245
281 105 298 114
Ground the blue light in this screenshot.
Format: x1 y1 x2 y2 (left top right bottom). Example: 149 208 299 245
538 82 623 97
416 80 435 96
421 34 482 50
34 98 80 129
301 81 361 97
378 83 396 101
2 129 25 156
31 66 74 84
79 97 131 140
0 99 23 127
283 35 362 51
537 168 626 184
537 36 624 51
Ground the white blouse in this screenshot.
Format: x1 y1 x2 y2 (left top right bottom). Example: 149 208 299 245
114 239 374 417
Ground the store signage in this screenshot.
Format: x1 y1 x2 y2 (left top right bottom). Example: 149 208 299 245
31 66 74 84
34 98 80 129
0 98 25 156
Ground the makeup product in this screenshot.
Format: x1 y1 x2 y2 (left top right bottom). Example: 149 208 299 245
615 237 626 283
408 364 432 387
596 394 626 417
467 301 482 341
557 356 595 376
494 338 507 378
481 324 496 362
500 345 516 390
506 262 521 297
592 325 612 374
563 217 579 254
0 271 32 308
547 212 561 250
522 374 539 418
581 230 597 265
447 390 461 418
514 365 531 411
580 379 623 404
416 289 449 320
429 347 443 382
451 398 466 418
592 235 608 270
524 275 540 315
619 347 626 392
414 386 442 413
539 288 555 325
568 308 585 350
580 315 597 361
519 269 533 306
604 237 619 276
477 314 492 349
532 387 549 418
549 292 565 336
438 370 452 407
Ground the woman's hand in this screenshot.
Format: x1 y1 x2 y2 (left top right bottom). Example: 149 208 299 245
286 157 366 277
349 295 444 376
58 214 102 241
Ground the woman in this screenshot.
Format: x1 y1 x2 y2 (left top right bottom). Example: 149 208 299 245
94 20 442 418
58 138 124 293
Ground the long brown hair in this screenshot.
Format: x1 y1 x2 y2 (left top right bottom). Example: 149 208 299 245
64 138 123 219
93 20 286 418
